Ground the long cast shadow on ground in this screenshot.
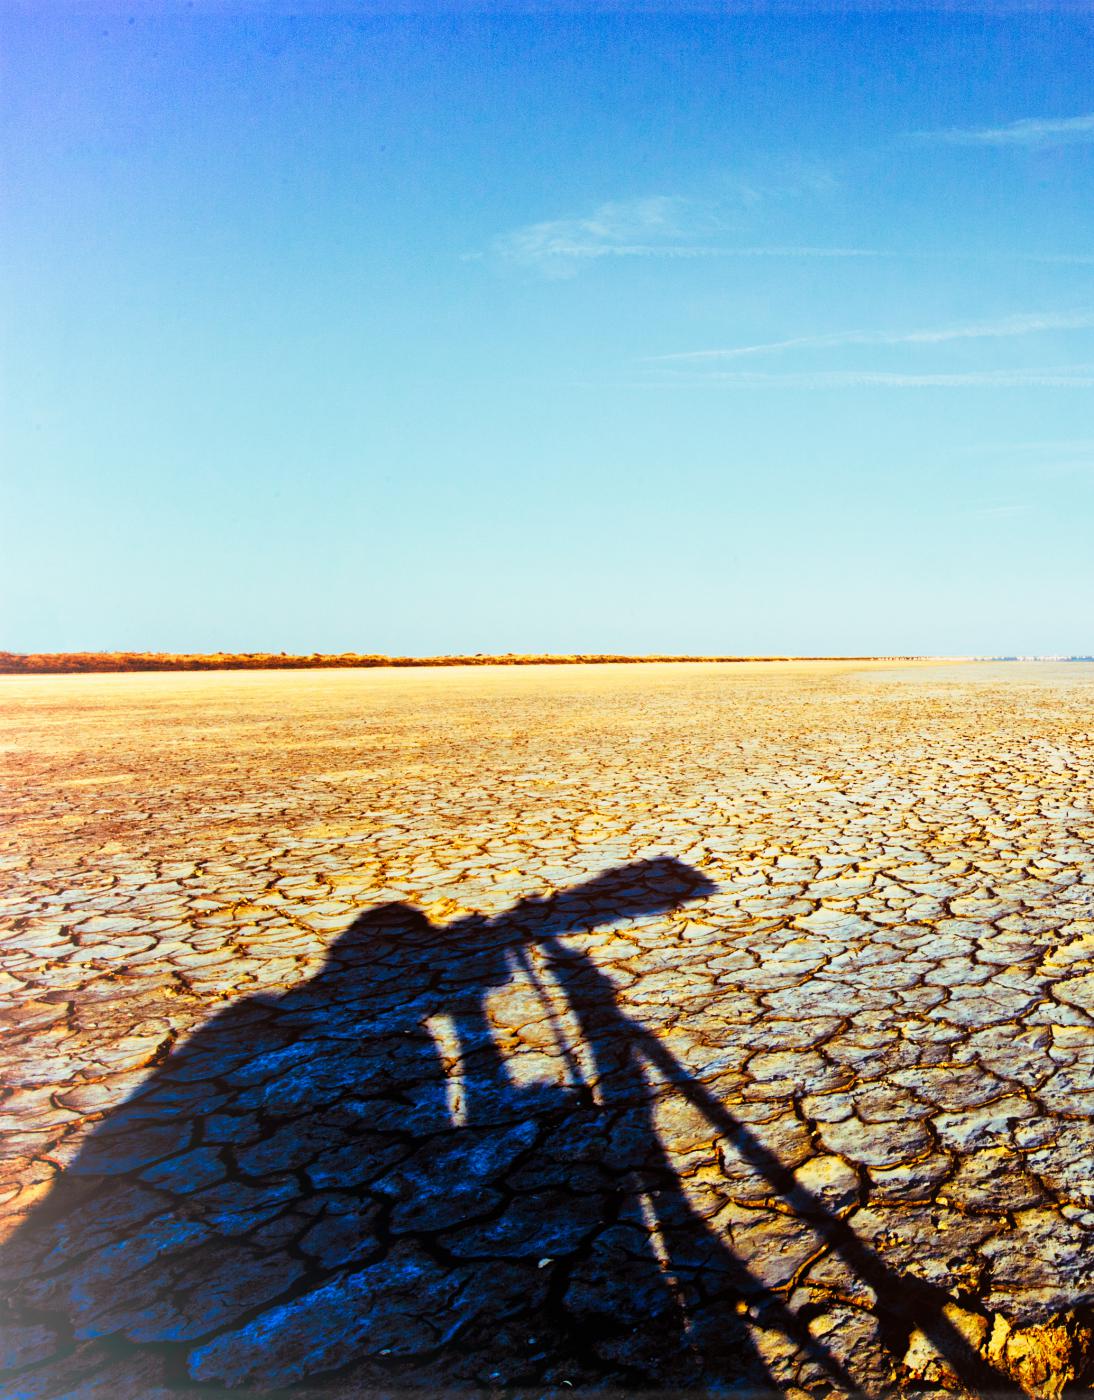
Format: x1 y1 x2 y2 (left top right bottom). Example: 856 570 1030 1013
2 859 1004 1396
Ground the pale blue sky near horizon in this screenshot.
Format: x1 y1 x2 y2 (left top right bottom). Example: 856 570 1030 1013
3 4 1094 656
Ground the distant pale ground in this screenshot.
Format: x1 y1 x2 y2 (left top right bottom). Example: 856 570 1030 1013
3 661 1094 1396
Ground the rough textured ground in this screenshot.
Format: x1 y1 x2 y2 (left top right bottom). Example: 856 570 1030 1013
3 661 1094 1398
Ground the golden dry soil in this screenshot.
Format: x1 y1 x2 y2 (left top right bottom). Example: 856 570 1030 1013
3 661 1094 1397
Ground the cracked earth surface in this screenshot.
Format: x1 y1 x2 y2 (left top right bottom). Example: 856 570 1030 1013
3 661 1094 1398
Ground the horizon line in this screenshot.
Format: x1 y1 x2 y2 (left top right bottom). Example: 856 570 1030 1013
0 651 1069 676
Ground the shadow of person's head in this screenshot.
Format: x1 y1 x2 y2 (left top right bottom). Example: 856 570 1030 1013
321 898 433 968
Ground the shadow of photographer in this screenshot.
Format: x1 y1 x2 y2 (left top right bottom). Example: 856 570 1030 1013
2 858 1001 1395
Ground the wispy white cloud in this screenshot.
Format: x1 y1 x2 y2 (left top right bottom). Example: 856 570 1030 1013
486 195 878 277
917 113 1094 148
649 311 1094 363
647 365 1094 389
490 195 697 277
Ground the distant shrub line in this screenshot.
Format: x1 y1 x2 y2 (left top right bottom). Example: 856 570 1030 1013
0 652 917 675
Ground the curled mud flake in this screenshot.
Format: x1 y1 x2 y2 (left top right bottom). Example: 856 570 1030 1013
986 1311 1094 1400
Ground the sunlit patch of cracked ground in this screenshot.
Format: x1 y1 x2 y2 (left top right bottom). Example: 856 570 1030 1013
3 660 1094 1398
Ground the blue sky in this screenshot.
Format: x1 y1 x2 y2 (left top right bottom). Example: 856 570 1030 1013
3 4 1093 656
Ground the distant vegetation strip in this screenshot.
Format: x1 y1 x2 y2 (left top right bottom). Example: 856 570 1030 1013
0 652 922 675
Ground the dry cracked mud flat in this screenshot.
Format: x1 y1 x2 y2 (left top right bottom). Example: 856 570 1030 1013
3 660 1094 1400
